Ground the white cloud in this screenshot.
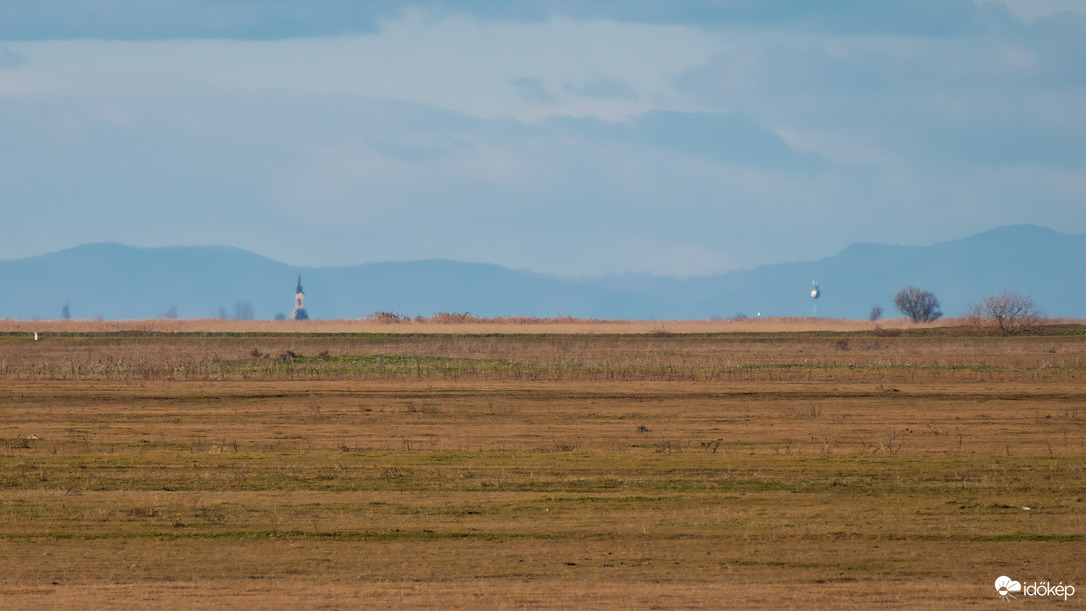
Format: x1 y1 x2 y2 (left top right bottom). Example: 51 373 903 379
1 8 1085 276
977 0 1086 19
6 14 716 123
0 44 28 68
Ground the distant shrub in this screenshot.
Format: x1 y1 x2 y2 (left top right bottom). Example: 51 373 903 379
232 300 254 320
370 311 407 324
429 312 478 324
894 286 942 323
966 291 1043 336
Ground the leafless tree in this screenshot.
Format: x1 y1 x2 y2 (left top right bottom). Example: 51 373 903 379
232 300 255 320
894 286 942 323
967 291 1043 335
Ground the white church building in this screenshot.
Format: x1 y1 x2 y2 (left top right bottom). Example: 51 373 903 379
290 275 309 321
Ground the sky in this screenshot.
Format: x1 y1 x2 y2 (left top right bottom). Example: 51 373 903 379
1 1 1084 277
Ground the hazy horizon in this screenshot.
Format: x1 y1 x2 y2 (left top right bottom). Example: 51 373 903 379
3 221 1073 280
4 224 1084 321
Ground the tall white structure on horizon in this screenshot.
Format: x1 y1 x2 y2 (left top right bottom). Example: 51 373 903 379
291 275 309 321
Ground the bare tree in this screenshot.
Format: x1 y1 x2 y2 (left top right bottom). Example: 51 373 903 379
967 291 1043 335
894 286 942 323
869 305 883 322
232 300 255 320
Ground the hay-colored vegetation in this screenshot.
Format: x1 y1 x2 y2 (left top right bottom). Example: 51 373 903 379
2 315 944 335
0 326 1083 608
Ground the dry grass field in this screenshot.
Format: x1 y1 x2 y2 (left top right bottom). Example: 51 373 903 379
1 321 1083 608
0 315 924 335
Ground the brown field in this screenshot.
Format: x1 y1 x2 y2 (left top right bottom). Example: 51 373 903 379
3 315 932 335
1 322 1084 608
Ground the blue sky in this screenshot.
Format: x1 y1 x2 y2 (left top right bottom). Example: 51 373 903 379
1 0 1084 276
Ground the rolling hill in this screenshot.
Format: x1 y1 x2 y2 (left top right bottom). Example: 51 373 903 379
1 225 1082 320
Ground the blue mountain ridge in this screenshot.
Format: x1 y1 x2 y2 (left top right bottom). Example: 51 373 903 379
1 225 1082 320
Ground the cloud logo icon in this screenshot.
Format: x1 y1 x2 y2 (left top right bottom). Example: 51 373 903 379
995 576 1022 598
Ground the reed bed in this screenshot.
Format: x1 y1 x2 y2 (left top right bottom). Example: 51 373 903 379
1 315 942 335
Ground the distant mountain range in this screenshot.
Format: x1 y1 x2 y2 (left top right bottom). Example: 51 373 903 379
1 225 1083 320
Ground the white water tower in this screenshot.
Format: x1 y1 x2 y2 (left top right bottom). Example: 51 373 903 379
811 281 821 316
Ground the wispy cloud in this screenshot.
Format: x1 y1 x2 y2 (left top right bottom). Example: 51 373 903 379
2 0 1050 40
0 44 28 68
0 4 1083 277
510 77 553 103
565 76 638 101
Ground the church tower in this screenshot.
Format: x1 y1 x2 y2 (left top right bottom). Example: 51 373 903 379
290 275 309 321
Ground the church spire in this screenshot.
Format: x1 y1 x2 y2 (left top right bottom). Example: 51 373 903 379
291 274 309 320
